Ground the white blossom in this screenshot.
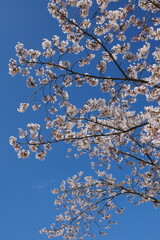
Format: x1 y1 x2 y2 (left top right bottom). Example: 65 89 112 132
17 103 29 112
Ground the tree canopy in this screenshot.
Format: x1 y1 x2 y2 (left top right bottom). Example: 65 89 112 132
9 0 160 239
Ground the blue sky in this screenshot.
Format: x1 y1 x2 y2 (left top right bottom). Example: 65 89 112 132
0 0 159 240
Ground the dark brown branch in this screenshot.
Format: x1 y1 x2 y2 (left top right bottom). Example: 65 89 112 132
25 59 151 85
117 150 155 166
21 121 148 146
55 7 129 79
148 0 160 9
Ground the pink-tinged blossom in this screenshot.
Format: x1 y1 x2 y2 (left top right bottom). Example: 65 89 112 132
36 68 44 76
17 149 30 159
9 136 17 146
32 104 41 111
27 123 40 133
18 128 28 139
17 103 29 112
29 141 38 152
26 76 37 88
9 59 21 76
36 150 47 160
137 42 150 59
42 38 52 49
28 49 41 58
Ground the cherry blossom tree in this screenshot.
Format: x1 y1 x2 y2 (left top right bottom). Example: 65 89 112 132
9 0 160 239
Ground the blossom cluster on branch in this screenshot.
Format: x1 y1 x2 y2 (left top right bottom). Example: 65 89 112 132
9 0 160 239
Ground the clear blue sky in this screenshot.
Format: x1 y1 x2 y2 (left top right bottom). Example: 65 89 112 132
0 1 159 240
